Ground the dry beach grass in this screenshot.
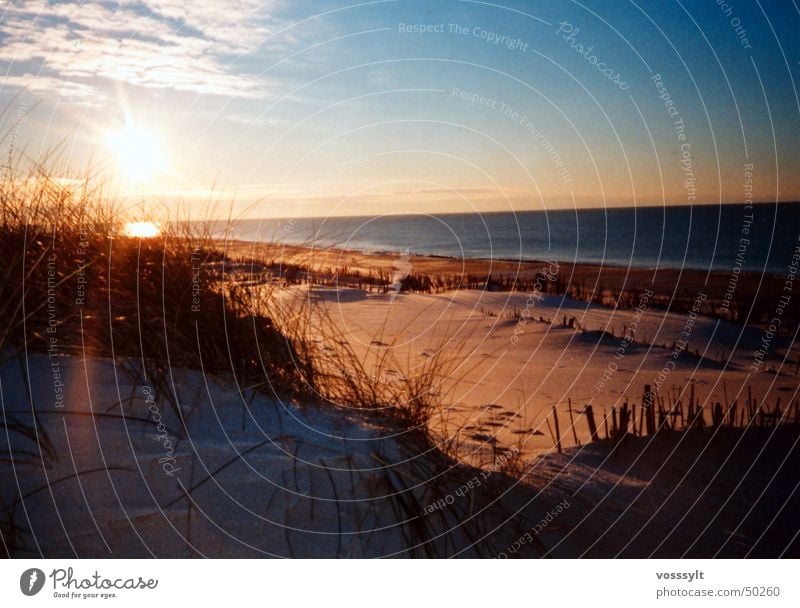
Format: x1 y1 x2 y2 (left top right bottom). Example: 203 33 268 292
1 151 798 557
0 155 542 557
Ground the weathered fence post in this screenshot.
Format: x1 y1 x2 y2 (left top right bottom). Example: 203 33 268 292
584 405 599 441
643 384 655 435
568 398 580 446
618 401 630 441
712 402 724 428
611 406 618 439
552 404 562 454
695 405 705 428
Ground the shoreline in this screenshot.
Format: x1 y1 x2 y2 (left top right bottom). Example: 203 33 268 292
220 238 788 275
219 239 792 329
219 238 780 277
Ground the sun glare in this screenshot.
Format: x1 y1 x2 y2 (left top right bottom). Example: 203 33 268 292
107 123 166 182
123 221 161 238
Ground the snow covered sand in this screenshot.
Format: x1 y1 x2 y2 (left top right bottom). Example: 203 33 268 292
312 286 799 460
2 286 798 557
527 428 800 557
1 354 542 558
295 284 800 556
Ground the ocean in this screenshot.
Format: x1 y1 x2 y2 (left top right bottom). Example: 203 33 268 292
224 202 800 274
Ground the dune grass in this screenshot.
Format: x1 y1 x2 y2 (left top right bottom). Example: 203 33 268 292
0 146 542 557
0 150 468 425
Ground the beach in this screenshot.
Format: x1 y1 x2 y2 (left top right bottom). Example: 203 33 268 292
3 220 798 558
3 0 800 582
220 241 800 461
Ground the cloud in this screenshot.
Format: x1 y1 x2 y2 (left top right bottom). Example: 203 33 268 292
0 73 106 105
0 1 279 102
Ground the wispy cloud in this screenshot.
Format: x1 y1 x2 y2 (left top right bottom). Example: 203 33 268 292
0 1 280 103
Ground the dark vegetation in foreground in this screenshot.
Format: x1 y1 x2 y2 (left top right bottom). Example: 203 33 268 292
0 161 534 557
0 163 450 425
1 155 797 557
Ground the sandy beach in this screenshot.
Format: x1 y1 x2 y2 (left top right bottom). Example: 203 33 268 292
3 0 800 579
220 241 800 462
223 240 788 309
4 215 797 557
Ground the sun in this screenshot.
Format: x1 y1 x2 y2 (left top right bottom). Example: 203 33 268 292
123 221 161 238
107 122 166 182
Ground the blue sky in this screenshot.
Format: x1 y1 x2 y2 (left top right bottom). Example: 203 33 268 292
1 0 798 218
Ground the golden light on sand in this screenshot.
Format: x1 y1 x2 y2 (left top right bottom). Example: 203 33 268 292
123 221 161 238
107 122 166 182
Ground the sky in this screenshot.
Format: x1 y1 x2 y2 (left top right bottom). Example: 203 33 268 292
1 0 799 219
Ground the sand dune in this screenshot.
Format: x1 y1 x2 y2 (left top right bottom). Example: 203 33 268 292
305 285 798 460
